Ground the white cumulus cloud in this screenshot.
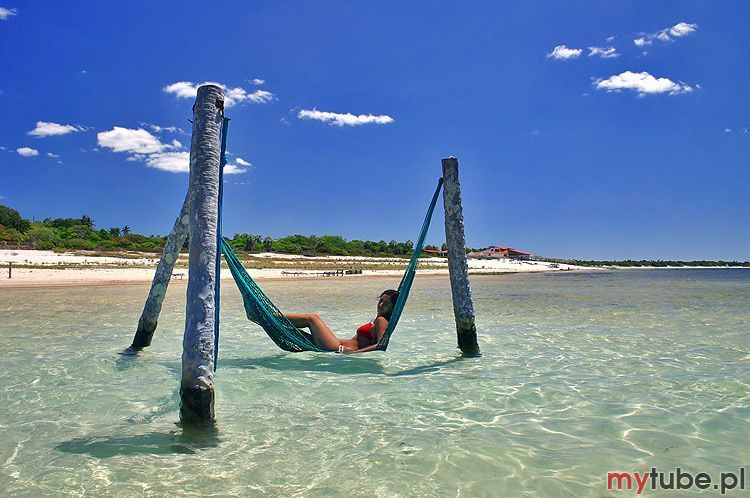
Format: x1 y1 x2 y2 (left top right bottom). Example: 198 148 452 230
224 162 247 174
163 81 275 107
97 127 171 154
98 126 246 174
588 46 619 58
28 121 86 137
297 109 394 127
144 151 247 174
669 22 698 38
594 71 693 96
144 151 190 173
547 45 582 60
634 21 698 47
0 7 17 20
235 157 252 167
17 147 39 157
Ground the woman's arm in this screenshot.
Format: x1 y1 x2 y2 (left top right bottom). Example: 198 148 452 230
343 316 388 354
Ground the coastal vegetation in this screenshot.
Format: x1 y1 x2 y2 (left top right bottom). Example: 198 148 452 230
0 204 433 257
3 205 747 266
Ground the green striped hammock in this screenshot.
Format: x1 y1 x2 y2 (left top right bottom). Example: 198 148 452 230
221 178 444 352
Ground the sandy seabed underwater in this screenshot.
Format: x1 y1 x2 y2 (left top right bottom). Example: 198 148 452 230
1 269 749 496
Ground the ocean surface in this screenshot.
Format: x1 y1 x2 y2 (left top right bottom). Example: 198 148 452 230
1 269 748 496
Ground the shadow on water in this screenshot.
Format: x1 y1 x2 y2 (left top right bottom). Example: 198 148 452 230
114 350 145 372
218 353 388 375
55 424 221 458
218 353 470 377
388 356 466 376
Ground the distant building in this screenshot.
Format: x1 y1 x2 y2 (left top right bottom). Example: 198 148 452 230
421 249 448 256
469 245 532 261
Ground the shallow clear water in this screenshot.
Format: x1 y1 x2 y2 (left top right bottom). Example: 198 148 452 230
1 269 749 496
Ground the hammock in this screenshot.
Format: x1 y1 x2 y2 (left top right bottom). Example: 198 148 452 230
221 177 444 352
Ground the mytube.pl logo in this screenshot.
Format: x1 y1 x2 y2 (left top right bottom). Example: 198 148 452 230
607 467 746 495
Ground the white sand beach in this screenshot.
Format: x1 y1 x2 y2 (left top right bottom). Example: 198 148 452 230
0 249 586 288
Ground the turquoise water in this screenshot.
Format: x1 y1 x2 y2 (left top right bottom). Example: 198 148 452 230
1 269 749 496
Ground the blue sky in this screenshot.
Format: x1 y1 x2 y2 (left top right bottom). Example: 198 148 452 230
1 2 748 260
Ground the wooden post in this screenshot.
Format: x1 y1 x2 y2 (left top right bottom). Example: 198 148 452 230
180 84 224 423
8 262 11 279
125 192 190 353
441 157 480 356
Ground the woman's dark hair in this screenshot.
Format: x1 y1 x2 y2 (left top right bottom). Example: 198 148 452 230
380 289 399 319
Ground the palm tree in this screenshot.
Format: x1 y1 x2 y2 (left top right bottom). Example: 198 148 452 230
306 235 321 256
263 236 273 251
122 225 131 235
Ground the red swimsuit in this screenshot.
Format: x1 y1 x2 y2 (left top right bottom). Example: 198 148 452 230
356 321 376 344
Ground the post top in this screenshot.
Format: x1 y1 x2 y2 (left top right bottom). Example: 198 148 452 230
195 85 225 111
198 83 223 91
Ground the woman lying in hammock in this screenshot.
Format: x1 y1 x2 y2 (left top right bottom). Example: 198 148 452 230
285 289 398 354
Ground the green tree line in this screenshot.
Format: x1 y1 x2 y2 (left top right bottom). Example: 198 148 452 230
0 205 167 251
0 204 437 257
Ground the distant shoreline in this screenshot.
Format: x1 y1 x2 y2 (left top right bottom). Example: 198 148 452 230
1 249 745 290
0 248 586 289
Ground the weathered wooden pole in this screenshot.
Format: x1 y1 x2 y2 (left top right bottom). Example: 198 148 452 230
8 262 11 279
180 84 224 423
125 193 190 353
441 157 480 356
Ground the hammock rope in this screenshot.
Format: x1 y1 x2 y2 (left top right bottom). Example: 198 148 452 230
221 177 444 352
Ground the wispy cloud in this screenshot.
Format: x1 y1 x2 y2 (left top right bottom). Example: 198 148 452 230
594 71 693 96
588 46 619 59
249 78 265 86
297 109 394 127
98 126 246 174
141 123 185 134
46 152 60 158
634 21 698 47
28 121 86 137
235 157 252 167
0 7 17 20
163 81 275 107
547 45 582 60
17 147 39 157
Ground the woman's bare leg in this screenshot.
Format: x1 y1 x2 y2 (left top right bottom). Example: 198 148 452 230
285 313 341 350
